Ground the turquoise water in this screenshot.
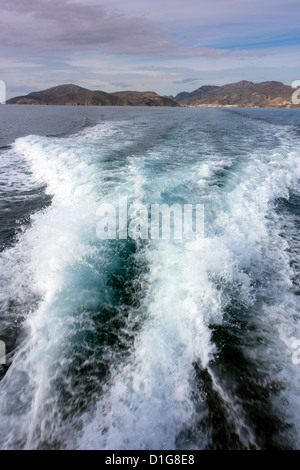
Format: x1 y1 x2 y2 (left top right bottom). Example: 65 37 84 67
0 105 300 449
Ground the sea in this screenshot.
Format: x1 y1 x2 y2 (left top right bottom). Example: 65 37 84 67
0 105 299 450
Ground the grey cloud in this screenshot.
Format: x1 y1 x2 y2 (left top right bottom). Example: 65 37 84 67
0 0 263 58
111 82 131 88
0 0 162 53
173 78 202 84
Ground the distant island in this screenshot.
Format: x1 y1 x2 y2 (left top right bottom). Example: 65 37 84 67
6 81 300 108
172 80 299 108
6 84 179 107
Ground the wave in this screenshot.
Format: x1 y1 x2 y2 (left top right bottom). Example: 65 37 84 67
0 112 299 449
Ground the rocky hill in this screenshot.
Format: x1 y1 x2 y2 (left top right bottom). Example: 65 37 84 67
7 84 180 107
111 91 177 107
174 81 299 107
7 81 299 108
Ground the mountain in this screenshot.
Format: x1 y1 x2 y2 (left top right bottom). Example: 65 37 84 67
111 91 178 107
54 90 123 106
174 86 219 104
7 84 90 105
174 81 299 107
7 84 180 107
7 81 299 108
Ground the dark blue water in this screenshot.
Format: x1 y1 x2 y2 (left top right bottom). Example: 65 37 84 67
0 105 300 449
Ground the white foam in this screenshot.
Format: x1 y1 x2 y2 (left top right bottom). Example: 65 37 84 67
78 122 300 450
1 117 300 450
0 122 132 448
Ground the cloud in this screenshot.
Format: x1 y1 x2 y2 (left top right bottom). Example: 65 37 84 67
0 0 159 53
100 0 300 24
0 0 267 58
111 82 131 88
173 78 202 84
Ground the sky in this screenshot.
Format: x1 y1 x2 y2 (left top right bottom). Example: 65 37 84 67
0 0 300 98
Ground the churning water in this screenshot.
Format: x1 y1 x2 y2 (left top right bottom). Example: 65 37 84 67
0 105 300 449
